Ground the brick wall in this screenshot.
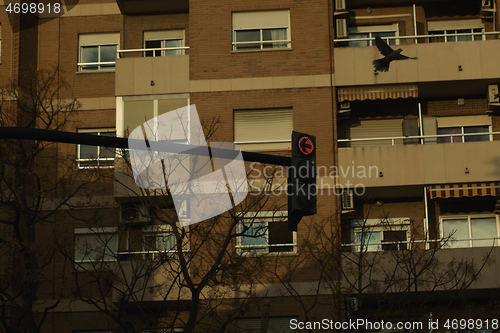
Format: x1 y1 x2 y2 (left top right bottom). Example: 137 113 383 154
0 8 19 88
189 0 331 80
38 14 123 99
426 97 489 117
124 13 189 54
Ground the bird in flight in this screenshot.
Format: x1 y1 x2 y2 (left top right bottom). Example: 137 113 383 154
372 36 417 72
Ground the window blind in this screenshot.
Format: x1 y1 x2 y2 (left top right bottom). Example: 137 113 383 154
234 109 292 151
232 10 289 30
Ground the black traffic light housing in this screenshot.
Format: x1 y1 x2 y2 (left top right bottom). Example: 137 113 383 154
288 131 317 231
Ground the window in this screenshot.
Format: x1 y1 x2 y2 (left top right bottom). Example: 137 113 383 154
428 19 484 43
236 317 297 333
232 10 290 51
348 24 399 47
78 33 119 71
144 30 185 57
77 129 116 168
120 94 190 137
142 225 176 260
233 108 292 151
74 228 118 265
441 215 499 248
236 211 295 255
437 126 490 143
352 218 410 252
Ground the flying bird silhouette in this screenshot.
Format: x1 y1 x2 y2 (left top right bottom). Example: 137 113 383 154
372 36 417 72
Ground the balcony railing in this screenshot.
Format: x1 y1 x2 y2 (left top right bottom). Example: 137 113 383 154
339 131 500 147
342 237 499 251
231 39 291 50
117 46 190 58
334 31 500 44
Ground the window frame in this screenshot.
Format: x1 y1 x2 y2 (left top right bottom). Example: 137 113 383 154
440 214 499 248
236 211 296 255
142 225 176 260
348 24 399 47
437 125 492 143
142 224 190 260
351 217 411 252
232 10 291 51
236 317 298 333
74 227 119 267
428 19 485 43
118 94 191 138
76 128 116 169
143 30 185 57
78 33 119 72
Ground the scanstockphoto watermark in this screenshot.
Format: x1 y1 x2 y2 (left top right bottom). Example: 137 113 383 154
290 319 424 331
247 162 380 197
249 161 380 180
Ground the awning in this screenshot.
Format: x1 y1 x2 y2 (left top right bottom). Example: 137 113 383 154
337 84 418 102
428 182 500 199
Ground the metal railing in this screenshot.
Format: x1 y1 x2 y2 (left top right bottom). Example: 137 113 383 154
338 131 500 146
77 61 116 71
342 237 499 251
334 31 500 44
117 46 190 58
232 39 291 50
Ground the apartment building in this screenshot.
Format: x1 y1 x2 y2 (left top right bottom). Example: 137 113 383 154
335 0 500 325
3 0 499 331
0 0 340 332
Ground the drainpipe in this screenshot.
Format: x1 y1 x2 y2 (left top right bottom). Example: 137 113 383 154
413 4 418 44
424 186 429 250
418 103 423 144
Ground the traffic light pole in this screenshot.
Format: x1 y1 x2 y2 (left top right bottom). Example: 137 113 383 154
0 127 316 231
0 127 291 167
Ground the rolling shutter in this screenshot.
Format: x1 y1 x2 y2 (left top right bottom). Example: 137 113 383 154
234 109 292 151
348 118 403 147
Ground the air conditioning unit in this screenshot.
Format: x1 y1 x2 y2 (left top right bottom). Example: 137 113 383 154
487 84 500 106
481 0 495 11
120 204 151 223
340 101 350 110
336 19 348 39
342 189 354 210
346 297 359 318
338 101 351 117
335 0 346 11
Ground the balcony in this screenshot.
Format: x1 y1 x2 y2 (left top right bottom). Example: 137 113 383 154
346 0 462 5
115 47 190 96
112 260 190 304
334 34 500 90
341 242 500 293
337 133 500 188
115 0 188 15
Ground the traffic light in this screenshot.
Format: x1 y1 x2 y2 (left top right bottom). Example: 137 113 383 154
288 131 317 231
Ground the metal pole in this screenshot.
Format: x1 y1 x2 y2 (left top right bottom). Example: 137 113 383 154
0 127 292 166
260 299 270 333
413 4 418 44
424 186 429 250
418 103 423 144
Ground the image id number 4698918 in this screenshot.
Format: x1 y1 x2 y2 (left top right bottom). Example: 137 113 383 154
444 319 499 330
6 2 61 14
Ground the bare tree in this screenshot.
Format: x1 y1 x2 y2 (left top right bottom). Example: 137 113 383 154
263 199 495 333
0 66 94 333
56 120 290 333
